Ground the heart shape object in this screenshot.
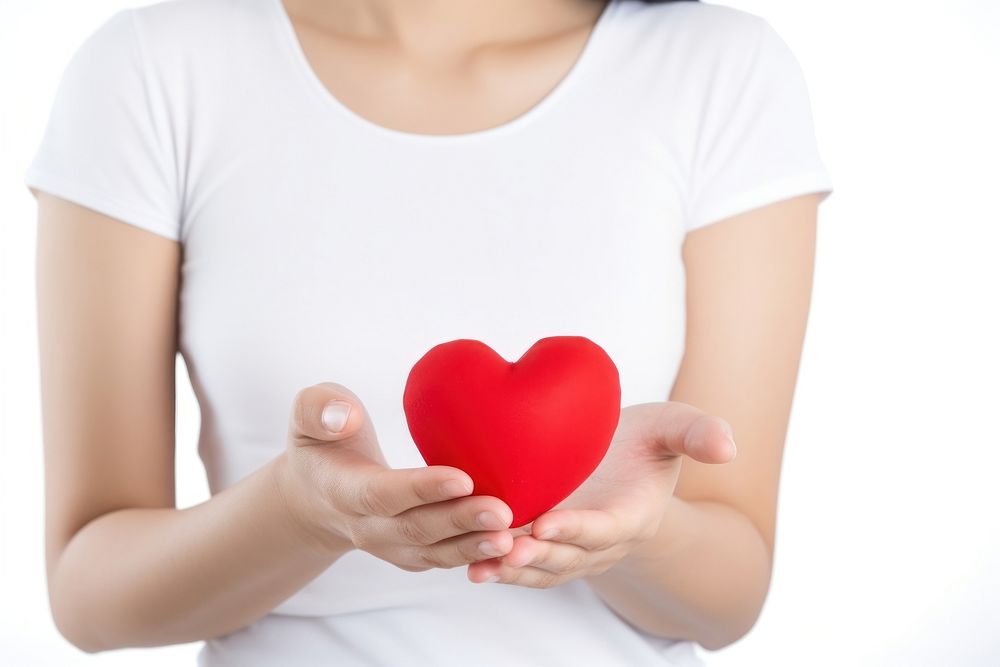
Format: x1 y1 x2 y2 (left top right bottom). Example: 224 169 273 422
402 336 621 528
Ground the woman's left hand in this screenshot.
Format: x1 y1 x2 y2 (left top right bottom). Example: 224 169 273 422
466 401 737 587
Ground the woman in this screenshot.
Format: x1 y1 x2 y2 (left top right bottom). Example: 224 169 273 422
26 0 833 664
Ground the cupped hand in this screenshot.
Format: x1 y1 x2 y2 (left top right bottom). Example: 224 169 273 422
466 401 736 587
274 382 516 571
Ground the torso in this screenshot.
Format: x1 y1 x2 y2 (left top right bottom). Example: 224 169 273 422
122 0 769 663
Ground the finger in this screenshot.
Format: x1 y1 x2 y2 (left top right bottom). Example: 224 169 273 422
350 465 477 517
683 413 737 463
646 402 737 463
500 535 590 574
530 508 624 551
288 382 366 443
390 495 513 544
417 529 515 569
468 560 569 589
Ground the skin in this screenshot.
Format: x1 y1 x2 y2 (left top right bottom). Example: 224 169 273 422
33 0 822 654
281 0 609 135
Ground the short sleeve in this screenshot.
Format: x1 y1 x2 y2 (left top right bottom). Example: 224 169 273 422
24 9 181 241
684 17 834 232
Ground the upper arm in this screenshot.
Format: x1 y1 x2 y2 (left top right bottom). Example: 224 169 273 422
670 192 820 555
35 192 181 581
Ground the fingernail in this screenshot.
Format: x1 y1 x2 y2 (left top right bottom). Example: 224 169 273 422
484 575 501 584
479 541 504 557
538 528 559 540
441 479 473 497
321 401 351 433
477 512 506 530
724 437 737 460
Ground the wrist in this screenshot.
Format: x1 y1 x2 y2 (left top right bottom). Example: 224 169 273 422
268 452 355 558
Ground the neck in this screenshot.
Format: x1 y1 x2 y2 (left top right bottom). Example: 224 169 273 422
281 0 607 53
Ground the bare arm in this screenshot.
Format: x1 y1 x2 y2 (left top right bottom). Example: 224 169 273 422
584 193 821 649
35 192 354 651
36 192 520 652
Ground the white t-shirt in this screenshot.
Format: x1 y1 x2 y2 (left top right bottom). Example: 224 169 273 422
24 0 834 664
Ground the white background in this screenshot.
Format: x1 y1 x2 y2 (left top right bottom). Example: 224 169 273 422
2 0 998 665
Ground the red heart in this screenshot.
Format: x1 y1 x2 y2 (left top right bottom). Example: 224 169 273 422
402 336 621 528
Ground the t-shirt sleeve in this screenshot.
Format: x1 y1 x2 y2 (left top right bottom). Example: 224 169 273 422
23 9 181 242
684 16 834 233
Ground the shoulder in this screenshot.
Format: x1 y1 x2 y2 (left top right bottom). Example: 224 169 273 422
608 0 775 66
135 0 276 54
129 0 270 38
76 0 274 69
602 1 809 105
612 0 767 38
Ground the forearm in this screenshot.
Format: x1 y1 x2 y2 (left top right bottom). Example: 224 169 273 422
584 495 772 650
49 452 353 652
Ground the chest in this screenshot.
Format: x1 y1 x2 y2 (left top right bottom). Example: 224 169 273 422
175 97 691 473
181 120 686 334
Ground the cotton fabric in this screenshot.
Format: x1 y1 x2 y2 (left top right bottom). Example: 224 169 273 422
25 0 834 664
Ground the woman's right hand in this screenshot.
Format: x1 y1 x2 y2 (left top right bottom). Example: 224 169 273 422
272 382 516 572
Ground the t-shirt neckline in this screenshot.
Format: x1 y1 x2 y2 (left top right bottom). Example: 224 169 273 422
268 0 619 143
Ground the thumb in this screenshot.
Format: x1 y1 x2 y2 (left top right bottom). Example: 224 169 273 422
647 401 737 464
288 382 366 445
